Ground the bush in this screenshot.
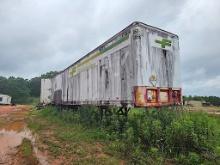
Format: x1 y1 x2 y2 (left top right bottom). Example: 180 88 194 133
39 106 219 164
177 152 201 165
116 109 218 164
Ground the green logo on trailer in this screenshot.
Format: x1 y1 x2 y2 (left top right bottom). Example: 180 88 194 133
155 38 172 48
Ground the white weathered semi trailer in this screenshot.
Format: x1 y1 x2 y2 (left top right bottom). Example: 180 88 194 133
41 22 181 108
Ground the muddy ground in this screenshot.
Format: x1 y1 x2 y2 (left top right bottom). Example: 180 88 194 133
0 105 122 165
0 105 47 165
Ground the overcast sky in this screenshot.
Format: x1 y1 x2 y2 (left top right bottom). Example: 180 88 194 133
0 0 220 96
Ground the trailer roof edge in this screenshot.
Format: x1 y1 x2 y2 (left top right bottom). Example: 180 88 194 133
52 21 178 77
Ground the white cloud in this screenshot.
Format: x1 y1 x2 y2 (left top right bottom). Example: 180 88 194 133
0 0 220 96
184 75 220 96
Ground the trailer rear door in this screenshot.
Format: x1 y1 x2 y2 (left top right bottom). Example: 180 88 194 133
149 33 175 88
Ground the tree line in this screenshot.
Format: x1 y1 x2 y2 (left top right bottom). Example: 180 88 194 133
183 95 220 106
0 71 58 104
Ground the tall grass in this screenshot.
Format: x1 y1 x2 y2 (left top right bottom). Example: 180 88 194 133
38 106 220 164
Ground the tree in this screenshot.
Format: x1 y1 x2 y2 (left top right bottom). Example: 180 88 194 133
0 71 58 104
0 76 30 103
29 77 41 97
41 71 58 79
28 71 58 98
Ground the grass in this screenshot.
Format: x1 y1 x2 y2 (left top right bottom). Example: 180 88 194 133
209 116 220 157
44 139 62 157
27 106 220 164
27 119 42 132
27 107 122 164
17 138 38 165
21 138 32 157
29 97 40 106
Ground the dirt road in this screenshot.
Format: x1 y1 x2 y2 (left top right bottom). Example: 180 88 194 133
0 105 48 165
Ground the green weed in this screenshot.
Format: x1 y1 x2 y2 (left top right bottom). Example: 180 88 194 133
29 106 220 164
21 138 32 157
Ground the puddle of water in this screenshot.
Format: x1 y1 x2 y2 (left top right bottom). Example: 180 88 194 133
0 133 16 163
0 107 49 165
0 128 33 163
0 126 49 165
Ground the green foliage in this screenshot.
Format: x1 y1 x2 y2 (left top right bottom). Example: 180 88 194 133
36 106 108 142
176 152 201 165
29 71 58 97
36 106 220 164
29 77 41 97
45 140 62 157
0 76 31 103
0 71 57 104
27 120 42 133
41 71 58 79
165 113 216 156
184 95 220 106
21 138 33 157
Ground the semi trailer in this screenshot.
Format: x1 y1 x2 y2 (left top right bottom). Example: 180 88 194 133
41 21 182 109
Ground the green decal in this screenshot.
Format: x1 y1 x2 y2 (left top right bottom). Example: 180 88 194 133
155 38 171 48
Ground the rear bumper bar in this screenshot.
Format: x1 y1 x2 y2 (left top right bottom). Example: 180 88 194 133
134 86 182 107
